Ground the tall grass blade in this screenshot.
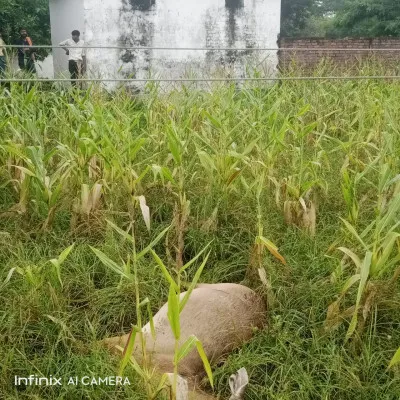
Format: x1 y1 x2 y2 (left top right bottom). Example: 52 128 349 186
340 218 368 251
180 251 211 313
177 335 197 363
346 251 372 340
119 327 139 376
90 247 134 281
151 250 178 291
136 226 171 260
337 247 361 271
196 340 214 387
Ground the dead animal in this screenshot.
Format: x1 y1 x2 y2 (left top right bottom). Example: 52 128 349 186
101 283 267 398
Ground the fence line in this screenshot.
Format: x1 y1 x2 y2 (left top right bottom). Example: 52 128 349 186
4 45 400 51
1 76 400 83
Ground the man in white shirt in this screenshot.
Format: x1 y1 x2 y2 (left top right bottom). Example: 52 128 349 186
59 30 86 87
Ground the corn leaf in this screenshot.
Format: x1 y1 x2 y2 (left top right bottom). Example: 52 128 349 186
153 374 168 397
167 125 182 165
180 251 211 313
167 284 180 340
180 242 211 273
136 226 171 260
196 340 214 387
57 244 75 265
388 347 400 369
151 250 178 291
106 219 134 245
257 236 287 265
340 218 368 251
11 165 36 177
373 232 400 276
119 327 139 376
346 251 372 340
177 335 197 363
340 274 361 297
198 151 216 172
376 195 400 237
90 247 134 281
49 244 75 287
337 247 361 271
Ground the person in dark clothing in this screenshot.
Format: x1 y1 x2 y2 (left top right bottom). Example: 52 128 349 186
16 28 36 73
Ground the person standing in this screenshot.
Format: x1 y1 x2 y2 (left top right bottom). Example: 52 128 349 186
0 30 6 77
59 30 86 88
16 28 36 73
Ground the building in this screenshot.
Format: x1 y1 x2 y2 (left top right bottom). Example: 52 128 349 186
49 0 281 89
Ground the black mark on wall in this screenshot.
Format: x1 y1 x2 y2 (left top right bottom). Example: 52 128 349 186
225 0 244 10
225 1 244 64
129 0 156 11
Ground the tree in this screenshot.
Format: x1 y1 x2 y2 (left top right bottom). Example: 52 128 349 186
280 0 316 37
332 0 400 37
316 0 347 16
281 0 400 38
0 0 50 45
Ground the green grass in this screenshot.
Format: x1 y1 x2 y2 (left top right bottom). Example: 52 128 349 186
1 67 400 399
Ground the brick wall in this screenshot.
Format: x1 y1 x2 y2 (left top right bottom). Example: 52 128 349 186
278 37 400 71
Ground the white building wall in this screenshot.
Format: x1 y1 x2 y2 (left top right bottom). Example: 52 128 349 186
49 0 281 89
49 0 85 76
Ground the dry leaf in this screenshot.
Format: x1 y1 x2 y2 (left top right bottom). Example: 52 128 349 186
258 236 287 265
137 195 150 232
302 200 316 237
91 183 103 211
362 284 376 320
80 184 91 215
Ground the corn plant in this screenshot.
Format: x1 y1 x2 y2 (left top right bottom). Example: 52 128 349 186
267 102 331 236
325 162 400 341
91 196 213 399
341 163 360 225
0 143 72 229
150 245 213 400
92 229 213 400
339 154 383 226
248 172 287 294
71 182 104 230
15 244 74 289
91 219 170 397
193 134 258 198
269 158 327 236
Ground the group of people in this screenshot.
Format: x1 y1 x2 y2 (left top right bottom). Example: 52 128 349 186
0 28 37 77
0 28 87 88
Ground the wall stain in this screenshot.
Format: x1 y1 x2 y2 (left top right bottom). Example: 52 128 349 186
119 0 155 92
101 0 279 91
129 0 156 11
225 0 244 10
225 0 244 66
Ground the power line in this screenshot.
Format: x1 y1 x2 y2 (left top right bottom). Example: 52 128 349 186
1 76 400 83
4 45 400 51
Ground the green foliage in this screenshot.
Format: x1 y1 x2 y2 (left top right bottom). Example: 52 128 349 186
0 0 50 46
1 68 400 398
332 0 400 37
280 0 316 37
283 0 400 38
